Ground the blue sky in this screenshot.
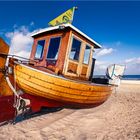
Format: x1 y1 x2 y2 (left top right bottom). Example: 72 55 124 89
0 1 140 75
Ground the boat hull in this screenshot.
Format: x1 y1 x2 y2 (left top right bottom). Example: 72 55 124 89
0 38 13 96
14 62 113 108
0 96 15 123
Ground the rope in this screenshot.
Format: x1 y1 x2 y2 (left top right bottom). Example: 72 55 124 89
5 57 31 121
111 64 115 79
5 58 20 114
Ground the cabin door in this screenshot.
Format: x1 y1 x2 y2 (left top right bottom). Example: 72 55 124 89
80 45 93 79
63 35 93 80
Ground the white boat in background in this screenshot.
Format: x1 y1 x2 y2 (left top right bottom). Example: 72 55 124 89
106 64 125 86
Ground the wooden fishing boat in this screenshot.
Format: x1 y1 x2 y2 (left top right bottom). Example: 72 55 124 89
0 23 114 122
14 61 113 108
0 8 126 123
6 23 113 109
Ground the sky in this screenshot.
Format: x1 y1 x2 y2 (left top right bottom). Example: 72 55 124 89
0 1 140 75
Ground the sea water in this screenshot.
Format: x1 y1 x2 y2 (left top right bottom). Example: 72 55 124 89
93 75 140 80
122 75 140 80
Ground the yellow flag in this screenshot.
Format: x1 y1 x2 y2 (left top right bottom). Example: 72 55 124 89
48 7 76 26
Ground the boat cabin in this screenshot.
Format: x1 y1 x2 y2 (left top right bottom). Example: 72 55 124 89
30 24 101 80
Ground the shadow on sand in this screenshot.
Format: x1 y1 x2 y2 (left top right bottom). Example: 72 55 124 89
0 107 63 126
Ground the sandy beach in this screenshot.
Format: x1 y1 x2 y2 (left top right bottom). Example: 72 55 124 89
0 82 140 140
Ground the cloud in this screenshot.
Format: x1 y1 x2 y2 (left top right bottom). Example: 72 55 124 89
93 41 139 75
124 58 136 63
5 25 33 58
94 60 111 75
14 50 31 59
125 63 140 75
95 48 114 58
92 42 119 74
124 57 140 64
123 57 140 75
94 57 140 75
94 41 122 58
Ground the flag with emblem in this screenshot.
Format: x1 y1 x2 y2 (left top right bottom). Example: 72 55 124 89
48 7 77 26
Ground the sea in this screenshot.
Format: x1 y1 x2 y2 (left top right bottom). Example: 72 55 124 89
93 75 140 80
122 75 140 80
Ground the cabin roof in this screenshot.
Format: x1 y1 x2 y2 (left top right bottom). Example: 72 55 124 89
31 23 102 48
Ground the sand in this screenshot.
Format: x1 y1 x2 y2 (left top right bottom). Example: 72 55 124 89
0 82 140 140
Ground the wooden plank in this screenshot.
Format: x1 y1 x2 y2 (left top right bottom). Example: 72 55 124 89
81 66 88 76
17 80 110 104
16 70 111 96
15 64 113 92
67 62 78 74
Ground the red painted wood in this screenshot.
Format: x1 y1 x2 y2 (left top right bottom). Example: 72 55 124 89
0 95 15 123
0 93 64 123
21 93 64 112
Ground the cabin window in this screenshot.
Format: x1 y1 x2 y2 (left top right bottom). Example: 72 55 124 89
35 40 45 59
69 37 81 61
47 37 61 60
83 45 91 64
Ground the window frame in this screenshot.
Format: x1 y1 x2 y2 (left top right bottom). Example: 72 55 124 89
34 39 46 60
46 36 62 60
69 36 82 62
82 44 91 65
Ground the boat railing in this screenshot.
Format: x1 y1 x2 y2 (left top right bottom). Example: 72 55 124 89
0 53 38 65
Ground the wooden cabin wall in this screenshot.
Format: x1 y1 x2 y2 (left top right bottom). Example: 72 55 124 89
30 29 71 74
